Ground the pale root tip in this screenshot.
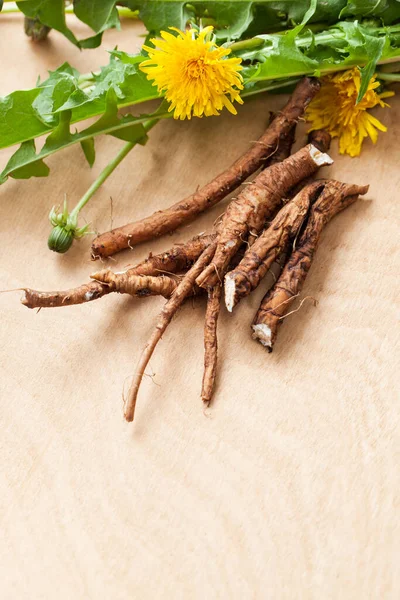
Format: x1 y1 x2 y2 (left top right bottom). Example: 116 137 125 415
309 144 334 167
224 274 236 312
252 323 273 350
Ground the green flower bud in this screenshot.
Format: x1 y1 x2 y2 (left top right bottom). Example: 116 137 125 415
48 225 74 254
47 199 91 254
24 17 51 42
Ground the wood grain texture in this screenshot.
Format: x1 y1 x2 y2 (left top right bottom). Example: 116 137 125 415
0 15 399 600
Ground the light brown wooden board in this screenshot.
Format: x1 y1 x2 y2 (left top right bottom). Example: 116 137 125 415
1 15 399 600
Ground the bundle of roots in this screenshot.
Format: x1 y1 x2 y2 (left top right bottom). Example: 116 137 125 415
20 78 369 423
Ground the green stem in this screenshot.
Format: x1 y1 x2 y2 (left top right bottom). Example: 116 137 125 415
248 55 400 83
241 77 300 98
70 142 134 218
48 117 159 252
70 118 158 220
227 37 264 52
376 71 400 82
230 23 400 67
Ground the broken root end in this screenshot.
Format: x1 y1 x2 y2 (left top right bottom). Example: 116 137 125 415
224 274 236 313
252 323 273 351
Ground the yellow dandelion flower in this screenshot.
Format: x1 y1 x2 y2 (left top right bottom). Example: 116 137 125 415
306 67 394 157
140 26 243 120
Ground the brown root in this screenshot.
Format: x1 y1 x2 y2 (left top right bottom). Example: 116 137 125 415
21 281 109 309
90 270 179 299
91 77 320 259
21 233 215 309
252 180 369 350
264 113 297 166
265 128 331 206
224 181 324 312
196 144 333 290
307 129 331 153
201 285 222 405
124 241 217 422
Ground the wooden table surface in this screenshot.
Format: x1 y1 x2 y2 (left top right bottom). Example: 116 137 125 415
1 14 399 600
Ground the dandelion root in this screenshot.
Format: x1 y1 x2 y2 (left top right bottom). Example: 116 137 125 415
264 112 297 166
308 129 332 153
21 233 214 309
124 241 217 422
91 77 320 259
283 129 332 201
90 270 179 299
201 285 222 405
21 281 109 310
252 180 369 350
196 144 333 290
224 181 325 311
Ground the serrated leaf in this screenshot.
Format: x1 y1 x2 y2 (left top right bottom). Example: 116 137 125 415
33 63 81 126
249 17 400 95
55 56 157 117
110 123 148 144
0 95 171 183
73 0 119 33
357 33 386 101
341 0 400 23
288 0 318 39
79 32 104 49
0 100 165 183
110 50 144 65
0 53 159 151
42 110 72 151
0 88 51 147
284 0 347 22
250 34 318 82
248 0 319 81
81 87 121 133
201 2 255 40
80 138 96 167
124 0 193 32
0 140 49 182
